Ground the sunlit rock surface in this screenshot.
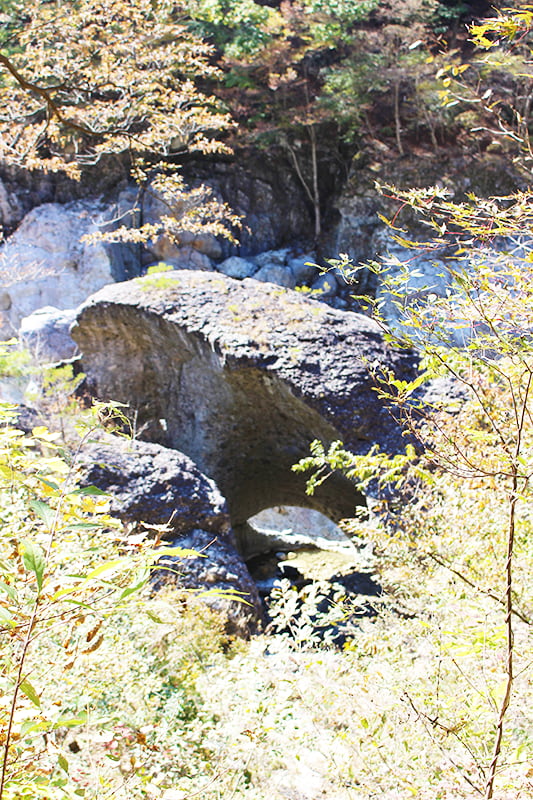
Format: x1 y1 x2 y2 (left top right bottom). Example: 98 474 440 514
73 271 416 526
0 200 140 338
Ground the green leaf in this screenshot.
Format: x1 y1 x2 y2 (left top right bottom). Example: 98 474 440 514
85 558 128 580
36 476 60 492
20 541 46 591
58 754 69 773
198 588 252 605
20 718 50 736
0 580 17 601
118 574 149 600
29 499 56 529
69 485 109 496
53 712 88 729
67 522 104 530
155 546 204 559
145 609 166 624
20 678 41 708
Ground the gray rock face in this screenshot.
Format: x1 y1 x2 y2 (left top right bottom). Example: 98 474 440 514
72 271 415 527
19 306 78 363
78 437 230 536
181 156 314 257
0 178 22 233
0 200 141 338
77 436 262 634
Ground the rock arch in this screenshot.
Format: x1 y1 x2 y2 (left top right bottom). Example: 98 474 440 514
72 271 415 526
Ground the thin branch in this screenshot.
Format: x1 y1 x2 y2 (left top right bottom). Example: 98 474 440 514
0 52 97 137
427 552 531 625
484 371 532 799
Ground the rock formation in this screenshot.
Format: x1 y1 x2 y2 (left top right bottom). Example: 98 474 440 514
72 271 416 527
19 306 79 363
78 436 262 634
0 200 140 338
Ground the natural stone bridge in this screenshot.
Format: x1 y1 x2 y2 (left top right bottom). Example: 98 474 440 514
72 270 415 527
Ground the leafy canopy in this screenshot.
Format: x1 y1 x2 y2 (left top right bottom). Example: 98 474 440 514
0 0 233 177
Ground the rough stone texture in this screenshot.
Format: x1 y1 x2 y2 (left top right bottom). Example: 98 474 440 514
328 194 382 278
77 436 262 634
72 271 416 527
0 178 22 232
180 155 315 257
159 246 214 272
0 200 141 338
78 437 231 536
143 222 216 270
19 306 78 363
0 157 131 237
188 233 224 260
139 184 223 266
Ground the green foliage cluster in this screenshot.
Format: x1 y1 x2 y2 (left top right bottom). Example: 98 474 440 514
0 396 239 799
431 0 469 36
292 230 533 798
180 0 379 59
290 11 533 798
180 0 274 58
0 404 142 797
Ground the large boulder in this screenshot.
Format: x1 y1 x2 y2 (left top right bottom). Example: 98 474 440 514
19 306 78 363
72 271 416 526
77 436 262 634
0 200 141 338
78 437 231 536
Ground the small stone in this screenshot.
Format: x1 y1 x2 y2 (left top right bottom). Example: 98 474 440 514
288 254 318 284
170 247 215 271
19 306 78 363
218 256 257 279
253 249 290 269
254 264 296 289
